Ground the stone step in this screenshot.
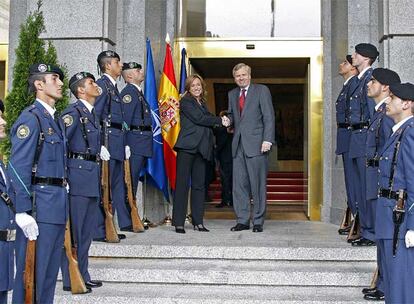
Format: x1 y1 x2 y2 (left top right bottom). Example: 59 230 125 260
71 258 375 287
54 282 374 304
89 243 377 262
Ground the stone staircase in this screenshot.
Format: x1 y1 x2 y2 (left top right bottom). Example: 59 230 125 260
54 220 379 304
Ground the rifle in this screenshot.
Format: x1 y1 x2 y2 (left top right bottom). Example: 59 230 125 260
347 212 361 242
392 189 406 257
338 206 352 234
24 193 36 304
63 219 88 293
124 159 145 232
369 266 379 289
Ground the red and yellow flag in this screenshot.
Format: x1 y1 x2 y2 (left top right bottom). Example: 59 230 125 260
158 42 180 189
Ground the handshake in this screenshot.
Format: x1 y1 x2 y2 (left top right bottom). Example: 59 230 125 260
220 111 231 127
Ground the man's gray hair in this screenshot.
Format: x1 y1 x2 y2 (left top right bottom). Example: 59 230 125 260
232 63 251 77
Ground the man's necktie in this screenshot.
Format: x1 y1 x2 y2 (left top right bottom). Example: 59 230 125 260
239 89 246 115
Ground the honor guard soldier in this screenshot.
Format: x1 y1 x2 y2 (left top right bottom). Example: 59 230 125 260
336 55 359 234
10 63 68 304
60 72 103 292
359 68 400 302
94 50 131 240
0 100 15 304
347 43 379 240
121 62 153 216
376 82 414 303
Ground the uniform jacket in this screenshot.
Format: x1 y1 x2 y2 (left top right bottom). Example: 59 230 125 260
61 100 101 198
335 76 359 155
8 101 68 225
94 75 125 161
348 68 376 158
0 161 14 291
365 103 393 200
121 83 153 158
174 95 222 161
376 117 414 240
227 83 275 158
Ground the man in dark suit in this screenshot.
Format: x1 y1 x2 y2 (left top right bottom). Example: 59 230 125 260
226 63 275 232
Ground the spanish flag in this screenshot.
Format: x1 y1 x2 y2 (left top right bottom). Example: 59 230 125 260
158 36 180 189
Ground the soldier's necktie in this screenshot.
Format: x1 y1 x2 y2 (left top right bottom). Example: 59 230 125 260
239 89 246 115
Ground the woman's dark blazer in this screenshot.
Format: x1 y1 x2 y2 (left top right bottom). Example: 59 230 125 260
174 95 222 161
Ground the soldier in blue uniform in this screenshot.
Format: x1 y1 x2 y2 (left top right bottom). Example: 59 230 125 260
0 100 15 304
10 63 68 304
335 55 359 234
120 62 153 220
93 50 130 240
376 82 414 303
358 68 400 301
60 72 103 292
347 43 379 240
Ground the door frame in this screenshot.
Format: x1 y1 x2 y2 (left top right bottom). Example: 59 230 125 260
173 38 323 220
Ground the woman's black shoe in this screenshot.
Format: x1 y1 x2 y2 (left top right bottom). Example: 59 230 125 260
175 226 186 234
193 224 209 232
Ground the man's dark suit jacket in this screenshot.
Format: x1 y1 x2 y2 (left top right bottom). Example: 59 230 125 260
174 95 222 161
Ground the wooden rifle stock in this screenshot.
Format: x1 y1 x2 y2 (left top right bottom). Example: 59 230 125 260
124 159 145 232
64 220 88 294
101 159 120 243
24 240 36 304
347 212 361 242
339 206 352 230
369 266 379 289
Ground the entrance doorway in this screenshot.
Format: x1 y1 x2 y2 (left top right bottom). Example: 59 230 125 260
173 38 322 220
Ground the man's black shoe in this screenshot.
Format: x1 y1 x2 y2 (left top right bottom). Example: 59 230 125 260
351 238 376 246
362 287 377 295
63 286 92 293
338 226 351 235
230 223 250 231
120 225 134 232
118 233 126 240
252 225 263 232
363 290 384 301
215 201 229 208
85 280 103 288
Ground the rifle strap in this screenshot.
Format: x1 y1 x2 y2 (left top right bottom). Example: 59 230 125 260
388 125 410 190
74 106 91 154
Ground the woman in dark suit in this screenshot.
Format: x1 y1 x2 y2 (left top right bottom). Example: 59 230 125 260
173 75 226 233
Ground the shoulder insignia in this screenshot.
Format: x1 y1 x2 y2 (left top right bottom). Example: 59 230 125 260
97 86 103 96
17 125 30 139
62 114 74 127
123 94 132 103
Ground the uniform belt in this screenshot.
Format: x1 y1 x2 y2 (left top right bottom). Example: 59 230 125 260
337 123 350 129
32 176 68 187
68 152 99 162
366 158 379 167
100 121 123 131
130 125 152 132
378 188 407 200
0 229 16 242
351 122 369 130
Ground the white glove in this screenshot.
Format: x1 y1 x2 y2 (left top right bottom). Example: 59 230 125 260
261 141 272 153
125 145 131 160
100 146 111 161
405 230 414 248
221 116 231 127
15 213 39 241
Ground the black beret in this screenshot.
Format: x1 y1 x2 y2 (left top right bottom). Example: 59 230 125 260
0 99 4 113
29 63 64 81
389 83 414 101
69 72 96 93
355 43 379 60
346 55 353 65
97 50 120 63
122 62 142 71
372 68 401 85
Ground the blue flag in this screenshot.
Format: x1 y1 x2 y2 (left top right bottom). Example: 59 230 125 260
179 48 187 94
143 38 169 202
